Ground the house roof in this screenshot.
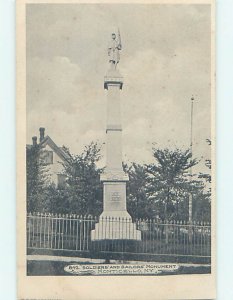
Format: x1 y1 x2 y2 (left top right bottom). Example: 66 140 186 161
26 135 71 164
40 136 71 163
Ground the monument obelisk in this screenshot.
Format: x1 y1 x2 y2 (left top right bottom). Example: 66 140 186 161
91 29 141 241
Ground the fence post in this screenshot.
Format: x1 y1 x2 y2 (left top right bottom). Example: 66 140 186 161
165 220 169 244
188 220 192 243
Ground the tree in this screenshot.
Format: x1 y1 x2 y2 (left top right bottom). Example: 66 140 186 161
198 139 211 186
193 139 212 221
59 142 103 215
146 148 199 220
26 141 103 215
124 163 152 219
192 187 211 221
26 145 51 212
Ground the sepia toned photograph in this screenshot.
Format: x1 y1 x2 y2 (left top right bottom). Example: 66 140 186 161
17 0 215 299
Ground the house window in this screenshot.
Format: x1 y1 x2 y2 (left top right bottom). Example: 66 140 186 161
41 150 53 165
57 174 66 189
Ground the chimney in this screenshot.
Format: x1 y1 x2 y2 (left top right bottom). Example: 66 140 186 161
32 136 37 146
39 127 45 142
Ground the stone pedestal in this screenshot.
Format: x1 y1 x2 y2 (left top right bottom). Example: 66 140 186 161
91 69 141 241
91 217 141 240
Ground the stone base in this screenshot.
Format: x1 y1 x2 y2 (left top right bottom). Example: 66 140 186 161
91 211 141 241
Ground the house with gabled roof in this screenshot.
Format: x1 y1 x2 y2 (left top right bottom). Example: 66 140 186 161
27 127 71 188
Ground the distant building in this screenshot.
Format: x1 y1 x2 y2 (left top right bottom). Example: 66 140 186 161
26 127 70 189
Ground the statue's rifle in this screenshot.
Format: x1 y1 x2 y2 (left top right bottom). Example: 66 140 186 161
118 28 122 49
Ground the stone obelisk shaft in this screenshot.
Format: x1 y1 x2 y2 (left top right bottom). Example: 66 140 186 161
106 83 123 171
91 70 141 240
100 71 129 217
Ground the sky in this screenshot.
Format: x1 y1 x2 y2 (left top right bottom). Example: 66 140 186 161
26 3 211 172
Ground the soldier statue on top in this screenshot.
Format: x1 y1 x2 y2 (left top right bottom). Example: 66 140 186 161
108 29 122 69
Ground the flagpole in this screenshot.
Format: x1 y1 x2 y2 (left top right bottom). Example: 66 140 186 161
189 96 194 223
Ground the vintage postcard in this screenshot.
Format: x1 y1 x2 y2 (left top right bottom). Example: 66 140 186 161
17 0 216 299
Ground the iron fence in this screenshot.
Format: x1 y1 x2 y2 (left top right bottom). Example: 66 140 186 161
27 212 211 262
